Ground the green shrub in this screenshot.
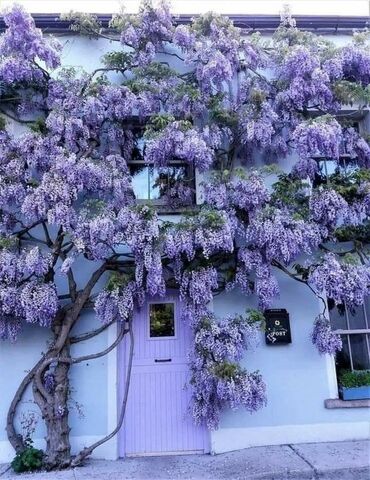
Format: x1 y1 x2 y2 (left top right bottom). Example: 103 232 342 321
339 370 370 388
11 441 43 473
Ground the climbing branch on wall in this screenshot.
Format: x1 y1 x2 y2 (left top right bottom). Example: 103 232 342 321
71 317 135 466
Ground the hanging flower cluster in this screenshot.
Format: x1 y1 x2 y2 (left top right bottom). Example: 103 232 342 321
118 205 165 297
95 280 138 325
342 127 370 168
165 209 235 262
240 102 279 149
203 171 270 214
163 181 194 209
189 311 266 428
309 253 370 307
341 44 370 86
145 121 216 172
292 157 319 180
230 248 280 310
180 267 218 307
118 0 173 66
309 189 348 228
311 314 343 355
174 13 250 93
0 4 61 86
293 116 342 161
246 209 326 264
0 247 57 340
275 46 336 112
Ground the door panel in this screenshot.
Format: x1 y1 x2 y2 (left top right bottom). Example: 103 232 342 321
120 293 208 456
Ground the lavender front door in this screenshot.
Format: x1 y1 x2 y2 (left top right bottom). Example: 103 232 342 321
119 293 209 457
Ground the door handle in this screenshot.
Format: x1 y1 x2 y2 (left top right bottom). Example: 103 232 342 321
154 358 172 363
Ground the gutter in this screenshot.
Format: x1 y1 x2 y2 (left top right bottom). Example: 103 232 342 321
0 14 368 34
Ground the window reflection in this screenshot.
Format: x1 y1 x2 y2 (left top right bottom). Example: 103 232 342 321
336 335 351 371
347 304 367 330
149 303 175 338
350 335 370 370
130 164 149 200
328 299 347 330
329 297 370 373
129 130 193 204
130 164 189 201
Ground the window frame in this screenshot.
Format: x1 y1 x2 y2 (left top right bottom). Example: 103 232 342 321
129 159 195 206
128 127 196 208
307 110 369 184
329 299 370 372
147 301 177 341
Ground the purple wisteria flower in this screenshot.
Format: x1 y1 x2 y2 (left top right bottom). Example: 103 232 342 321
311 314 342 355
246 209 326 264
145 121 215 172
309 189 348 228
0 3 61 87
309 254 370 307
165 209 235 261
293 116 342 160
95 281 138 325
188 310 266 428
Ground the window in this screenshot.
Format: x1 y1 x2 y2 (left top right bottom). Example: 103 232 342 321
312 114 368 186
149 303 175 338
129 132 194 206
130 163 192 202
329 297 370 372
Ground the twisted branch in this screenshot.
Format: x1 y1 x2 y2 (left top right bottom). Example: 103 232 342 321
71 317 134 466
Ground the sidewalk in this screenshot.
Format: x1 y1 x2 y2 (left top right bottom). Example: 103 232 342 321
0 440 369 480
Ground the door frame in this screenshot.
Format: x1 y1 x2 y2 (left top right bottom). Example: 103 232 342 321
117 292 210 458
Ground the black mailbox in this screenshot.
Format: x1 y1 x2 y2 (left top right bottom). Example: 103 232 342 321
265 309 292 345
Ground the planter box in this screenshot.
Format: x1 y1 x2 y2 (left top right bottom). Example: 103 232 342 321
340 385 370 400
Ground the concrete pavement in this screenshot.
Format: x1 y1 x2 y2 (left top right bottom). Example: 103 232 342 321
0 440 369 479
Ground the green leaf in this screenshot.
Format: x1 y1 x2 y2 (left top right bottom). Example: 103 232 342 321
333 80 370 107
339 370 370 388
11 444 43 473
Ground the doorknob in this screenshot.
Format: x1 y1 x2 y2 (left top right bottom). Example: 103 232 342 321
154 358 172 363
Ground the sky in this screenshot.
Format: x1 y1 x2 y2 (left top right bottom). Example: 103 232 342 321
0 0 369 16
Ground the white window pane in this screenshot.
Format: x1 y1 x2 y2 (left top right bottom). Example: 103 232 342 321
131 165 149 200
319 159 337 176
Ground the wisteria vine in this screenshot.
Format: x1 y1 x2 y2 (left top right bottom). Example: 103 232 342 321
0 1 369 466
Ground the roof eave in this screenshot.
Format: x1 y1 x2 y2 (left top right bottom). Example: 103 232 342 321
0 13 368 33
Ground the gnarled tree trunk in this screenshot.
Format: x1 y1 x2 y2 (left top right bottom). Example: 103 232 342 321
30 313 74 469
43 343 72 469
7 265 115 470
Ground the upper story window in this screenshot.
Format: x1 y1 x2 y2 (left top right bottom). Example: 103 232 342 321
128 132 195 207
312 113 368 186
329 297 370 373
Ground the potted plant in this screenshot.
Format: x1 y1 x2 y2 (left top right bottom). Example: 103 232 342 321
339 370 370 400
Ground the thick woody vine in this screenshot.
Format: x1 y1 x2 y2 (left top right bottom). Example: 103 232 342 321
0 1 369 470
